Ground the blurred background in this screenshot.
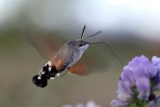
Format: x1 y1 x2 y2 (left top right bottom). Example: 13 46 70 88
1 0 160 107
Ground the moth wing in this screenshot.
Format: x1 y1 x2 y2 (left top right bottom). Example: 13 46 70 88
23 27 64 59
68 63 89 76
68 46 110 76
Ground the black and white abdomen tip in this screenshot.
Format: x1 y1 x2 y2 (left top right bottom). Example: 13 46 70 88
32 61 61 88
32 75 47 88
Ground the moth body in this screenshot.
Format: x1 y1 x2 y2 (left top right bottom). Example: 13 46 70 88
32 39 89 88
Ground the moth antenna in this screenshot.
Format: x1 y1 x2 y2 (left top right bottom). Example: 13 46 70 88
89 42 124 65
81 25 86 39
85 30 101 40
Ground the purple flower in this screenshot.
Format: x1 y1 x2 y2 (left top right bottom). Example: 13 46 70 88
152 56 160 90
124 55 156 80
63 105 74 107
111 55 160 107
111 99 128 107
63 101 101 107
117 80 133 101
136 78 150 100
146 101 155 107
119 55 152 100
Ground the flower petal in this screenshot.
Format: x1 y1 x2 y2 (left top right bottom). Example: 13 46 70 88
136 78 151 100
111 99 128 107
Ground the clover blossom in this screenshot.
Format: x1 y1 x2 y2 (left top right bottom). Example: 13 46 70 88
63 100 101 107
111 55 160 107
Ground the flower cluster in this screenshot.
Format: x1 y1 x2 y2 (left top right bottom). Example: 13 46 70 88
111 55 160 107
63 100 101 107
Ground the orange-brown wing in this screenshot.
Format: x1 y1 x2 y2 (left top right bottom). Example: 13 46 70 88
68 45 111 75
69 63 89 76
23 27 64 59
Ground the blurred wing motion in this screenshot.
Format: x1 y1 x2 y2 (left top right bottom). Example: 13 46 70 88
69 63 89 76
23 27 63 59
24 27 109 76
68 46 110 75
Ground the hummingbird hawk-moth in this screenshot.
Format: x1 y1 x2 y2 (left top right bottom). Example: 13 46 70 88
26 25 122 88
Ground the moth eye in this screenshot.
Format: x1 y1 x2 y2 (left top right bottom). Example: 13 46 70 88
79 43 84 47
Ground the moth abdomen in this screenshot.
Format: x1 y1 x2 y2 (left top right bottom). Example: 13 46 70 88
32 62 61 88
32 75 48 88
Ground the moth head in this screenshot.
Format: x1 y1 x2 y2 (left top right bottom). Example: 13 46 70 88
68 25 101 52
74 39 89 51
